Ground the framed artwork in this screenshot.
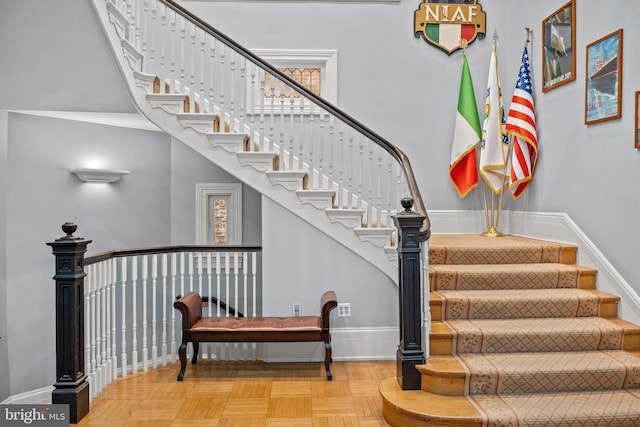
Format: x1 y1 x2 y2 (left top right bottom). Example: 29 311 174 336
542 0 576 92
636 91 640 149
585 29 623 125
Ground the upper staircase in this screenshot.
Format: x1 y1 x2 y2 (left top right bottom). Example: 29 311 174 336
381 234 640 426
90 0 429 282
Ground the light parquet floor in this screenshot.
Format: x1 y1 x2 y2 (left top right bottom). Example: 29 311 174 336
75 360 395 426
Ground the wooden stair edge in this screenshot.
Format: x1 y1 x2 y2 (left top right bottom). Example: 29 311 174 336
417 356 466 396
380 378 483 427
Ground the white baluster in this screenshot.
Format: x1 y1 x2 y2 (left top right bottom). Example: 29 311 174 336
197 251 203 297
189 23 196 95
101 261 108 389
209 38 216 122
151 254 158 369
85 264 97 397
120 258 128 377
159 3 167 80
170 253 177 363
206 252 213 360
84 264 92 393
215 252 221 360
131 256 138 374
161 253 168 366
235 252 240 360
288 90 295 171
229 51 236 131
251 252 257 359
199 29 206 101
367 143 374 227
169 10 177 90
348 134 355 209
188 252 194 292
337 122 344 208
94 263 102 394
258 68 266 151
224 252 230 359
377 147 383 229
111 258 118 381
298 97 306 173
142 255 148 371
219 44 226 130
319 110 326 190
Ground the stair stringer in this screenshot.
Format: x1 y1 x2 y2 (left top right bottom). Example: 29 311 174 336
90 0 398 282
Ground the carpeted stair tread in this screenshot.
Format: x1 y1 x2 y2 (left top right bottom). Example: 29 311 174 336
462 350 640 395
430 263 597 291
443 317 625 354
429 234 578 265
432 289 618 320
419 351 640 395
472 389 640 426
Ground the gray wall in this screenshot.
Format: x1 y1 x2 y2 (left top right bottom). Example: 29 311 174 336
0 112 261 400
0 112 8 401
181 0 640 295
169 138 262 246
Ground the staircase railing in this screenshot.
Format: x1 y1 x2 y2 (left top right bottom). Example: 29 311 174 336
103 0 430 240
83 245 262 399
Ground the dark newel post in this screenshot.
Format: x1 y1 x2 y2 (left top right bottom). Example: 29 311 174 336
47 222 92 423
392 197 425 390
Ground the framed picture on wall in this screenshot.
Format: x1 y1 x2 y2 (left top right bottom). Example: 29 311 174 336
635 91 640 149
585 29 623 125
542 0 576 92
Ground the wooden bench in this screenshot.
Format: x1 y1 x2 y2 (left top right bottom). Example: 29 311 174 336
173 290 338 381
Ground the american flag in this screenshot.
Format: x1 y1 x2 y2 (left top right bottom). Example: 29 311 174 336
505 40 538 198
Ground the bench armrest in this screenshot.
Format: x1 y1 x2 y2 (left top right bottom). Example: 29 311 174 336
174 292 202 329
321 290 338 330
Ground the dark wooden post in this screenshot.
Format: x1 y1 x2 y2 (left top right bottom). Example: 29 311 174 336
392 197 426 390
47 222 92 423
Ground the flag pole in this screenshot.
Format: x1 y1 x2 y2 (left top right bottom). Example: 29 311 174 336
481 30 505 237
494 28 532 230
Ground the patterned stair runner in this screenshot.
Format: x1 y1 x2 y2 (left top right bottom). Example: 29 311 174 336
427 235 640 426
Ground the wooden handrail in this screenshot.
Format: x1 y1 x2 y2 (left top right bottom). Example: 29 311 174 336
85 245 262 265
159 0 430 240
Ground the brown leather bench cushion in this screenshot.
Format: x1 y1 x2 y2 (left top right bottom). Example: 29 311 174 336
191 316 322 332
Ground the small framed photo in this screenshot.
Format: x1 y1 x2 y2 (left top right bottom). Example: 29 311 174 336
635 91 640 149
585 29 623 125
542 0 576 92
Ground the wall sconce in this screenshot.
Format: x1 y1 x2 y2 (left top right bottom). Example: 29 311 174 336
71 168 130 183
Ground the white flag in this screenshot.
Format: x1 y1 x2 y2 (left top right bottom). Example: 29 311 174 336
479 46 509 193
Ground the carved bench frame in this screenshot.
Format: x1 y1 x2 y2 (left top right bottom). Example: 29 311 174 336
173 290 338 381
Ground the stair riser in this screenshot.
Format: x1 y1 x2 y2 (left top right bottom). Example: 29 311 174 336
430 299 619 320
430 332 640 355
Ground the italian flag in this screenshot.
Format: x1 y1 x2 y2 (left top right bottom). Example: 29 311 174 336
450 52 481 198
427 24 477 53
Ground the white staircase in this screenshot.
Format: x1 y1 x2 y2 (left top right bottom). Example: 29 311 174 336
91 0 428 281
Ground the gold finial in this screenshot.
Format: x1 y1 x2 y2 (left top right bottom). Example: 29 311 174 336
459 38 469 49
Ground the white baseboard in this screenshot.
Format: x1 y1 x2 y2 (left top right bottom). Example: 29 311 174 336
1 386 53 405
262 327 398 362
430 209 640 324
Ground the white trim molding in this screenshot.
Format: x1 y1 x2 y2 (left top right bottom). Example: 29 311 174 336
262 327 397 362
196 183 243 245
247 49 338 114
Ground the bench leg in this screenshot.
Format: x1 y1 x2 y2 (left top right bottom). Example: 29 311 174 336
324 333 333 381
191 342 199 364
177 343 187 381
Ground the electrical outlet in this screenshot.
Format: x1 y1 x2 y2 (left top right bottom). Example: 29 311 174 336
337 302 351 317
292 304 301 317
